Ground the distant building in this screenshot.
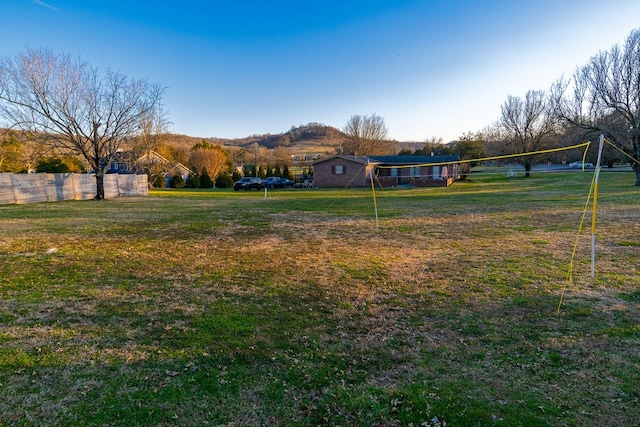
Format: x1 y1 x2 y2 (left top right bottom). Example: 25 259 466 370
107 150 192 188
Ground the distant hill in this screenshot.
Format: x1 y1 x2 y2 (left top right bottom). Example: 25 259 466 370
212 123 346 152
160 123 346 157
157 133 207 153
4 123 427 163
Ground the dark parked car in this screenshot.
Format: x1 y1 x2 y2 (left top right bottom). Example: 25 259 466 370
263 177 282 188
233 177 265 191
264 177 294 189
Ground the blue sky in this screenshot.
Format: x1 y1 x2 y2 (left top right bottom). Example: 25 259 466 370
2 1 640 142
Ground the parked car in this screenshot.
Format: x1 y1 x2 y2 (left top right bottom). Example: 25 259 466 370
264 177 295 189
233 177 265 191
569 161 594 168
263 177 282 188
279 178 295 187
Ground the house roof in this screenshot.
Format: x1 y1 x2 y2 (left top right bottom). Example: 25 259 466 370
312 154 460 166
368 155 460 165
110 150 137 163
173 163 192 174
137 150 172 165
311 155 374 166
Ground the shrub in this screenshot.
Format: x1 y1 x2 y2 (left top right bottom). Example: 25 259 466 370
215 172 233 188
170 174 185 188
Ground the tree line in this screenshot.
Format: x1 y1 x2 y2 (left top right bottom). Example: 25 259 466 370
473 27 640 182
338 28 640 184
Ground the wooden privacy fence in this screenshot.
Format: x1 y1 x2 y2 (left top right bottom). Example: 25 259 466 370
0 173 148 205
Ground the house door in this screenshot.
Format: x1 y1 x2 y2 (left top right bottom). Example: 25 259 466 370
432 166 441 179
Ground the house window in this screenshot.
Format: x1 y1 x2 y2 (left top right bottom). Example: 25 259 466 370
409 166 420 177
332 165 346 174
390 167 398 178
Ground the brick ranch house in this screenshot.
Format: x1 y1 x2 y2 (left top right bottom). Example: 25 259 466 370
312 155 461 188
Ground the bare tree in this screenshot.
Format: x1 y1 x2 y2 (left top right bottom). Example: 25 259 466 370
496 90 559 176
131 111 170 174
425 136 444 146
552 28 640 185
188 140 230 180
271 146 293 166
342 113 394 155
0 48 166 199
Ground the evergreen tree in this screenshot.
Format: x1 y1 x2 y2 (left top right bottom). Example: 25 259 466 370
449 132 486 180
36 156 83 173
282 165 293 180
201 168 214 188
257 165 266 179
36 157 69 173
185 173 201 188
0 134 23 173
274 164 282 177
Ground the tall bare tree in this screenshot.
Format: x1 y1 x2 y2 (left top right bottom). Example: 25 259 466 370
271 146 293 166
496 90 559 176
0 48 166 199
552 28 640 185
131 111 170 174
342 113 394 155
188 140 230 180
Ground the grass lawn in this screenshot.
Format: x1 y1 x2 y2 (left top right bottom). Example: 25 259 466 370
0 169 638 426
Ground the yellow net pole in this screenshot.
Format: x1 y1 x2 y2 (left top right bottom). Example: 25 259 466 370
368 160 379 229
591 134 605 278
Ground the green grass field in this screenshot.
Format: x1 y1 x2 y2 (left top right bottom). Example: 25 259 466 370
0 169 638 426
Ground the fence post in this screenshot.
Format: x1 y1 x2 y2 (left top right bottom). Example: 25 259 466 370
11 173 18 204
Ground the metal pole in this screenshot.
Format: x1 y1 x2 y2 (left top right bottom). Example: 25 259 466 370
591 134 605 278
368 160 379 229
